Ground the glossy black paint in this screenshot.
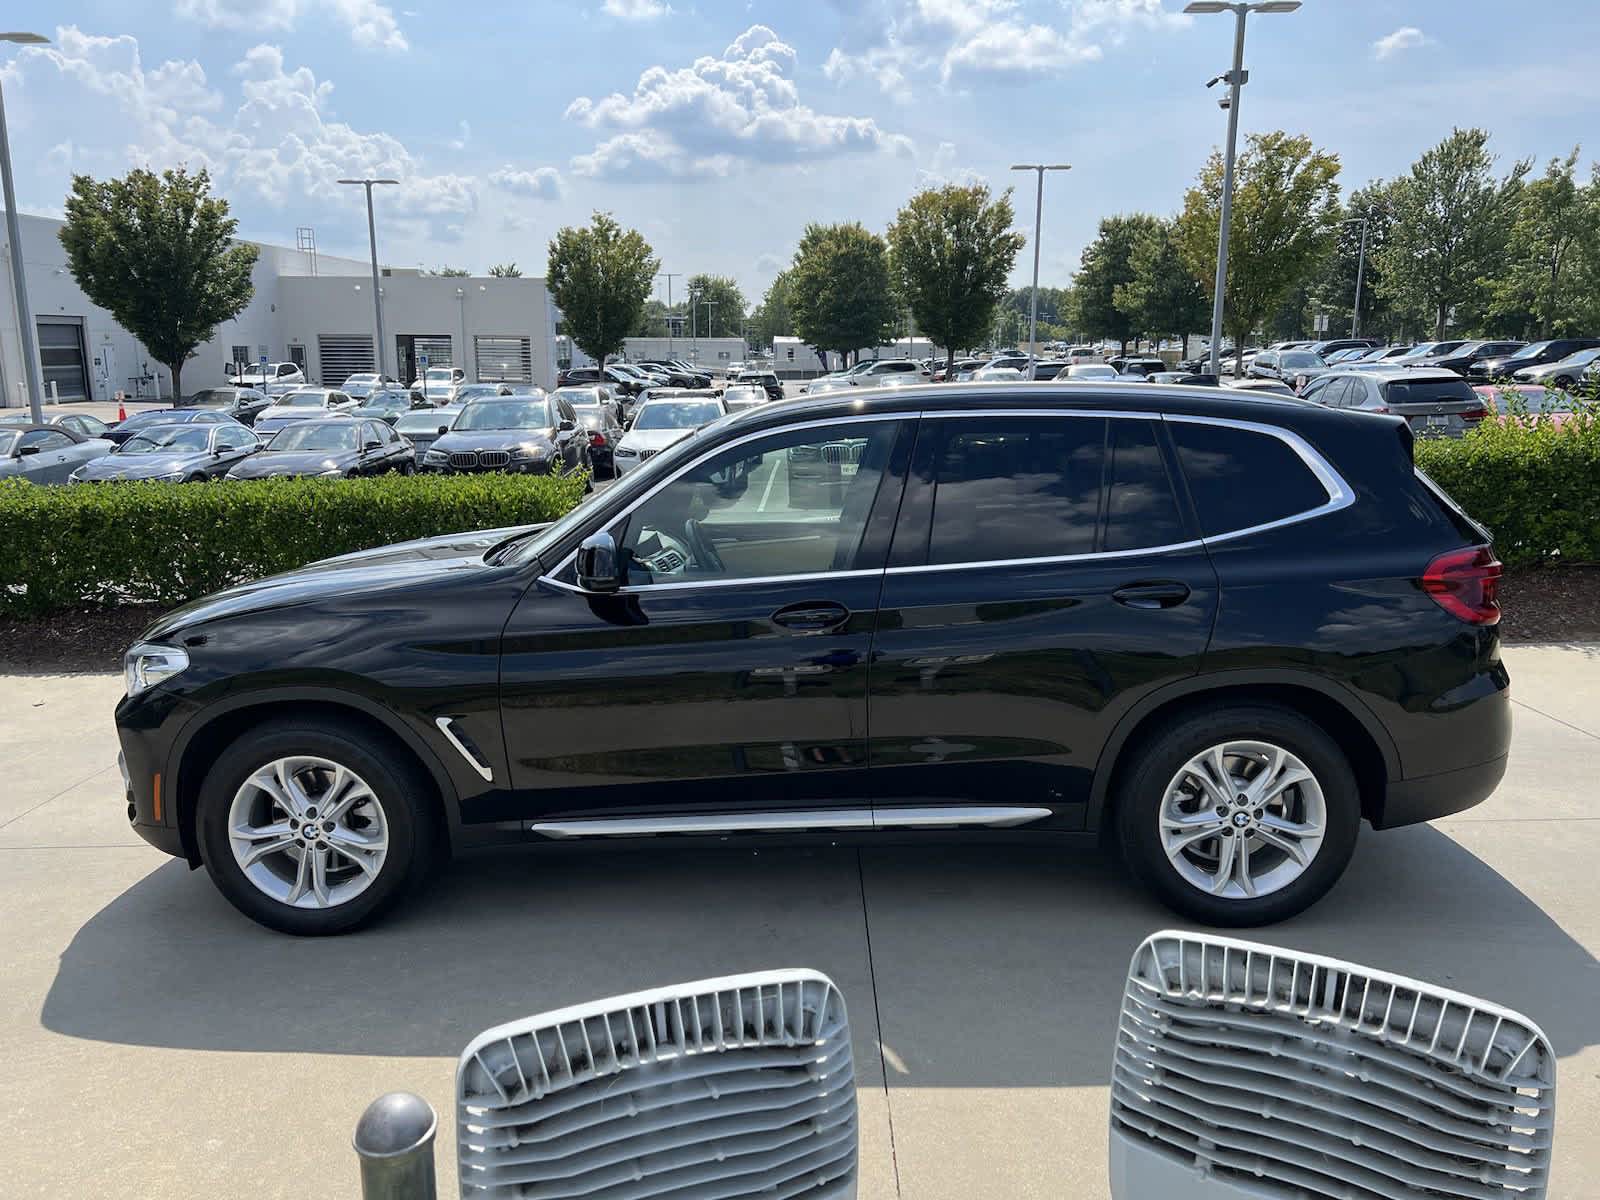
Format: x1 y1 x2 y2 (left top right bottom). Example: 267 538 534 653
226 420 414 479
115 383 1512 871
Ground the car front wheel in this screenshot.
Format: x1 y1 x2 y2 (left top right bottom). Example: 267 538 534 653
195 719 436 934
1115 705 1359 926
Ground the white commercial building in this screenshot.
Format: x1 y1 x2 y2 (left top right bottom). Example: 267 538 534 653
0 212 558 408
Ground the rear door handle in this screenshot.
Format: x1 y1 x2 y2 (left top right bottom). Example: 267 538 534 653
1112 581 1191 610
771 601 850 632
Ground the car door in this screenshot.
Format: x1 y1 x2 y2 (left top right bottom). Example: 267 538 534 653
18 429 78 483
868 410 1218 831
496 415 915 830
211 424 257 474
551 396 582 470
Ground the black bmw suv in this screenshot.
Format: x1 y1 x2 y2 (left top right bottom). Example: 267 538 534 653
115 384 1510 935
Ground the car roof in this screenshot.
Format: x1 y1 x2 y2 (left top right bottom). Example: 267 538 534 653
1 421 84 438
1326 363 1464 381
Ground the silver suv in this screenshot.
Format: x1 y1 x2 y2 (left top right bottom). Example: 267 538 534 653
1301 366 1489 438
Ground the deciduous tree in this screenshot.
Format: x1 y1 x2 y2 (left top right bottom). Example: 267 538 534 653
487 262 522 277
1114 218 1209 356
748 271 795 349
787 222 897 363
1074 214 1161 354
1175 131 1342 372
546 212 659 370
887 183 1025 376
59 166 258 401
1491 148 1596 338
685 274 747 339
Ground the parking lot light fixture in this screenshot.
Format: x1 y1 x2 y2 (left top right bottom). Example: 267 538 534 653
1341 216 1369 338
1010 164 1071 381
338 178 398 378
1185 1 1301 377
0 31 50 422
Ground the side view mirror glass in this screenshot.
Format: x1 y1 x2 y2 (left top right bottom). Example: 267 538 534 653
364 440 382 451
18 444 39 456
575 530 620 594
559 418 576 432
437 425 449 436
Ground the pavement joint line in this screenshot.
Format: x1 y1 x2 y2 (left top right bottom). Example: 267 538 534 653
1511 698 1600 744
855 848 903 1199
0 762 116 831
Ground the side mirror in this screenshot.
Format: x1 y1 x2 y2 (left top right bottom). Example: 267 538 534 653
18 444 39 456
559 418 576 433
575 530 620 593
437 425 449 436
364 440 382 451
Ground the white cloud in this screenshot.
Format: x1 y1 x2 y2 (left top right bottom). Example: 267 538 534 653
2 28 471 225
488 164 563 200
449 119 470 150
601 0 672 19
175 0 409 52
1373 26 1427 60
566 24 911 180
822 0 1192 92
916 141 986 188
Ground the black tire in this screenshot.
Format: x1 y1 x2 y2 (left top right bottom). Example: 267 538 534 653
195 718 438 935
1552 375 1574 389
1114 704 1359 927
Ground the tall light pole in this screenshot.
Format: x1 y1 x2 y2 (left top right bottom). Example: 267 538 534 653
1343 216 1369 337
0 32 50 420
657 272 680 357
1185 2 1301 376
1010 163 1070 380
338 177 398 378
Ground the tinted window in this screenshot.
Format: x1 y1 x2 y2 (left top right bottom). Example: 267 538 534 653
929 417 1104 563
1381 378 1476 406
217 427 254 450
1170 422 1330 538
1103 419 1186 552
20 429 71 452
1300 377 1336 405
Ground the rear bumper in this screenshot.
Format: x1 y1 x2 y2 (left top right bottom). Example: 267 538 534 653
1373 753 1508 829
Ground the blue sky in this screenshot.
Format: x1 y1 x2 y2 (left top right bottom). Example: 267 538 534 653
1 1 1596 305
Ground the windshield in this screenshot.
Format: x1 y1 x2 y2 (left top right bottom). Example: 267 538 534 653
269 423 359 452
396 410 456 433
554 388 603 408
632 400 722 430
425 368 454 382
452 399 549 431
1280 352 1323 368
1505 341 1552 361
357 392 402 409
281 391 329 407
454 385 504 403
187 390 235 407
120 427 211 454
345 374 377 384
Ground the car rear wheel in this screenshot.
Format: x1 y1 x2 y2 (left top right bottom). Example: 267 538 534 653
195 720 436 935
1115 705 1359 926
1553 375 1575 389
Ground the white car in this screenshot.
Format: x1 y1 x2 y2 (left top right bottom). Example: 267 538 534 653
1513 346 1600 387
1063 363 1119 381
801 376 856 396
229 361 306 396
854 359 929 382
253 387 358 424
971 366 1024 382
341 372 400 399
410 366 465 397
613 394 727 476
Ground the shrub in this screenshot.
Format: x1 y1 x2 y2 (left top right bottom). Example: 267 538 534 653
1415 400 1600 569
0 471 587 617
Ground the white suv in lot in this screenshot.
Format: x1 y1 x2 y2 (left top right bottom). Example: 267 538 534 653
228 361 306 396
854 359 928 383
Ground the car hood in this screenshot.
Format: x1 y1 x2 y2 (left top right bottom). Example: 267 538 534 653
228 449 356 477
430 430 553 453
76 451 211 479
619 427 697 453
143 523 546 639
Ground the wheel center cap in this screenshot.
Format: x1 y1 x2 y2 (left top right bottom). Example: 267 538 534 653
1232 811 1251 828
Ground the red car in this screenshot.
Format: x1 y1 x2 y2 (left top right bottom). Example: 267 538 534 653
1473 384 1582 428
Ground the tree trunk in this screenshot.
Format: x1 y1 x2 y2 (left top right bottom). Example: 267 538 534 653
169 360 183 404
945 347 956 378
1434 304 1446 343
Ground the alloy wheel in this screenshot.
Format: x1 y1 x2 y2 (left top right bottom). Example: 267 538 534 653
1158 740 1326 901
227 755 390 909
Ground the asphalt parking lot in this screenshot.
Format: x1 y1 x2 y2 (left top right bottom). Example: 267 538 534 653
3 643 1598 1198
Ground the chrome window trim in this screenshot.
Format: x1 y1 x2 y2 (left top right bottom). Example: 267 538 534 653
1163 413 1355 545
536 405 1356 595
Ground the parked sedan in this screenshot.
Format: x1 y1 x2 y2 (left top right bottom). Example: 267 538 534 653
352 387 424 426
421 396 589 476
1411 340 1524 374
1475 384 1582 426
720 384 768 412
181 385 274 426
562 395 625 478
1465 338 1600 383
71 420 258 482
393 405 462 459
0 410 112 438
1063 363 1119 381
340 373 401 400
0 424 115 483
104 407 241 446
971 366 1024 382
1512 346 1600 389
253 388 358 428
613 394 727 475
800 376 857 396
227 418 415 479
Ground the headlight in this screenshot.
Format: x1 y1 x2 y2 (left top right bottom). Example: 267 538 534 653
423 448 448 463
318 467 344 477
160 471 186 481
511 444 547 461
123 642 190 697
616 445 637 457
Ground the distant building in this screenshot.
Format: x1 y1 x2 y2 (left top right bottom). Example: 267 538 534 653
0 212 558 406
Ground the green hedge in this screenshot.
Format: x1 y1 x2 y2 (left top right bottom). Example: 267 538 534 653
0 471 587 616
1415 404 1600 569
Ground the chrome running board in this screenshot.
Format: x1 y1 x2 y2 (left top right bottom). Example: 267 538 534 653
528 805 1052 839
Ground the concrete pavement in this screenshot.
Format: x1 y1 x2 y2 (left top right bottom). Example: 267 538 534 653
2 645 1597 1197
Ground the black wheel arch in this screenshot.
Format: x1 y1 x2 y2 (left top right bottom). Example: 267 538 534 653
1088 669 1400 834
166 687 463 866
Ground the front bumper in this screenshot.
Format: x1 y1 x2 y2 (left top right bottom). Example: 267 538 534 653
422 460 554 475
116 688 200 862
1373 753 1509 829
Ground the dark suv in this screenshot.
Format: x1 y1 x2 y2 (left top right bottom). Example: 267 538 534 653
115 385 1509 935
1466 337 1600 382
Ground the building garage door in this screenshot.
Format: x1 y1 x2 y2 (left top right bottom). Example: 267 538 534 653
474 336 533 383
317 334 375 386
38 319 89 401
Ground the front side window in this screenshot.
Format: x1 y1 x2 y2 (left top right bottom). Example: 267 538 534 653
1170 421 1332 538
619 421 900 585
20 429 71 453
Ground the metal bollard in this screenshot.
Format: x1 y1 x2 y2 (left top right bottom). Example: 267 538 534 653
353 1091 439 1200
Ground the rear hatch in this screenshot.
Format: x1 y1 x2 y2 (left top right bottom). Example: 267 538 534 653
1380 376 1486 437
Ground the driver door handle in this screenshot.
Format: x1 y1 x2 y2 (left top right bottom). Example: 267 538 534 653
771 601 850 632
1112 581 1191 610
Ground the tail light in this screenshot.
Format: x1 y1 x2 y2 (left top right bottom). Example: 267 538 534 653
1422 545 1501 624
589 431 606 447
1461 404 1488 421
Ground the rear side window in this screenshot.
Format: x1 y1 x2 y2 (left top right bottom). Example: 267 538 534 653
1381 378 1476 405
1103 419 1186 551
1170 421 1330 538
